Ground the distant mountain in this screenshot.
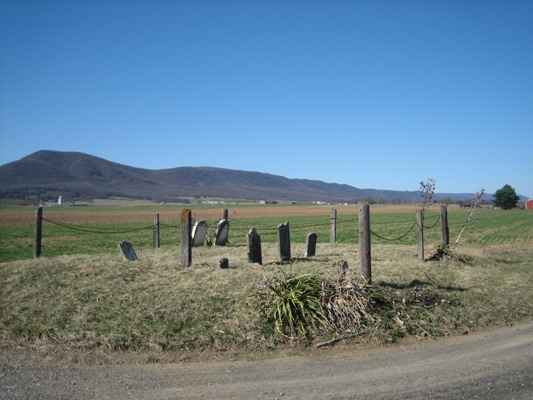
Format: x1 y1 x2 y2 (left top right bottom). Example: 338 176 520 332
0 150 368 203
0 150 521 204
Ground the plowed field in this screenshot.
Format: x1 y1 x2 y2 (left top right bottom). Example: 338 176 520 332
0 205 420 226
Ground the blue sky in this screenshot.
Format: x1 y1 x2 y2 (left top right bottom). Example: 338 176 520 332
1 0 532 198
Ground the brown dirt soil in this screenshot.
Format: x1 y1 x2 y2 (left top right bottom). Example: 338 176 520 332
1 321 532 399
0 204 421 227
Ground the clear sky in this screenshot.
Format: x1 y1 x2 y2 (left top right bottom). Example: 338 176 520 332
1 0 532 198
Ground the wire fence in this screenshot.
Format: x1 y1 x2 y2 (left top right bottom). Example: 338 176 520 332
37 208 447 256
42 217 155 234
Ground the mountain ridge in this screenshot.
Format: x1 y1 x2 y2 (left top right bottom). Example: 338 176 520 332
0 150 514 204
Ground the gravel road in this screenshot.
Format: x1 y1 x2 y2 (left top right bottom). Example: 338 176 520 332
2 321 532 399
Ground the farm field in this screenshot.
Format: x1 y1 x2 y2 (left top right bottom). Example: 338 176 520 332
1 203 532 360
0 204 422 226
1 204 532 262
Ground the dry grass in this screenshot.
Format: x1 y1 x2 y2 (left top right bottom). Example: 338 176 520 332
1 240 531 361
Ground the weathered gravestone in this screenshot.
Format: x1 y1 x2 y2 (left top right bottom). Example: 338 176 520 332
214 219 229 246
277 221 291 263
191 220 208 247
305 232 317 257
118 241 138 261
247 228 262 265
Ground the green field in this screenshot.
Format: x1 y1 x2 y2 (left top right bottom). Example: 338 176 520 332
1 206 532 262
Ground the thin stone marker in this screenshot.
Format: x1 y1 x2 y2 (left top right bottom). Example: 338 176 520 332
305 232 317 257
247 228 262 265
277 221 291 263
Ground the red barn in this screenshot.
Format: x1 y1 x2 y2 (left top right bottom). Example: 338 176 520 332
526 199 533 210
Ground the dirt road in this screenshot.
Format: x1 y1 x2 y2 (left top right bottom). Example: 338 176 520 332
2 321 532 399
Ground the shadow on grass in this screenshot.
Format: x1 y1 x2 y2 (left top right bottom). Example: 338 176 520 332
265 256 332 266
377 279 468 292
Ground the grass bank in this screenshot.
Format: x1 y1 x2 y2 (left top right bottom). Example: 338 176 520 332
1 242 531 361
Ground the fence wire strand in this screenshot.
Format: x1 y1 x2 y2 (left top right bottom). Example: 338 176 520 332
423 215 440 229
42 218 153 234
370 221 417 242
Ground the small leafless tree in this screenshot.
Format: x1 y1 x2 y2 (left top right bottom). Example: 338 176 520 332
419 178 436 213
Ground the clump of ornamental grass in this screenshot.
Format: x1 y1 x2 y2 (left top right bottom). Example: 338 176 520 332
257 270 330 338
256 260 379 342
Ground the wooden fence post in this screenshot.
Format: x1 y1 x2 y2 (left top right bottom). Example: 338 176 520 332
417 210 424 260
330 208 337 243
180 209 192 267
440 205 449 247
34 206 43 259
358 203 371 283
153 213 160 248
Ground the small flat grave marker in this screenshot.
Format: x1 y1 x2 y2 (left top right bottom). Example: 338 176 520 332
191 220 208 247
118 241 138 261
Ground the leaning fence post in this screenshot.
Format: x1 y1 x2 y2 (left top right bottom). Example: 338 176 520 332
34 206 43 259
180 209 192 267
330 208 337 243
358 203 371 283
153 213 160 248
440 205 449 247
417 209 424 260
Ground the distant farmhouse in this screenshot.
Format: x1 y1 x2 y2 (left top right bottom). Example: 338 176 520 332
41 196 63 207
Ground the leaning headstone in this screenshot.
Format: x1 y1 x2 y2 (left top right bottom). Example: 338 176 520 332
247 228 262 265
277 221 291 263
305 232 317 257
191 220 208 247
118 241 138 261
214 219 229 246
219 258 229 269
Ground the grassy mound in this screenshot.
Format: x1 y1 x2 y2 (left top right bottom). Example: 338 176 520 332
2 243 532 361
